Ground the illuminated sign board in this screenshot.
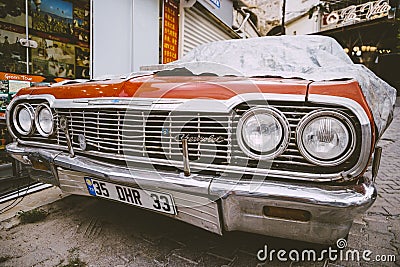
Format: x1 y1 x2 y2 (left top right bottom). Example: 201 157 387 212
321 0 391 30
162 0 180 64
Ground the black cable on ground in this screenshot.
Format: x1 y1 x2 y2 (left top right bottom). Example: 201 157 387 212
0 175 32 214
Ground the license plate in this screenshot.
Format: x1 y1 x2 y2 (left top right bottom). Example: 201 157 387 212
84 177 177 215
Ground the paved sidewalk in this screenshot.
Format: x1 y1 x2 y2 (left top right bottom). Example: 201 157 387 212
329 101 400 266
331 103 400 266
0 187 65 222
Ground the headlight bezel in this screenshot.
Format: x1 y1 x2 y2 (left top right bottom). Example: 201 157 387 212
34 103 54 137
12 103 35 136
236 107 290 160
296 109 356 166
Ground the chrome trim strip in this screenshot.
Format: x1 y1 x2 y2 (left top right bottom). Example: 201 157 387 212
7 93 305 112
59 115 75 158
182 138 191 176
372 146 382 182
7 142 376 208
7 142 346 181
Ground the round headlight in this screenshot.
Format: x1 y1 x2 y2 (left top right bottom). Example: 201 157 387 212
13 103 34 135
297 110 356 166
237 107 290 160
35 104 54 137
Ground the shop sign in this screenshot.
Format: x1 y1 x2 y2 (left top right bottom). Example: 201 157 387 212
0 72 45 83
162 0 180 64
322 0 391 29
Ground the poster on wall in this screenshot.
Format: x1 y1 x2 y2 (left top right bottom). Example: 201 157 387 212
75 46 89 78
31 36 75 78
73 4 90 43
30 0 74 37
0 0 90 79
0 29 27 74
162 0 179 64
0 0 31 28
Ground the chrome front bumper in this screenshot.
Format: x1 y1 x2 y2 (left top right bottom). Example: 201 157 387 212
7 142 377 244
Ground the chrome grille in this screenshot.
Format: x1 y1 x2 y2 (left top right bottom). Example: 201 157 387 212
18 102 361 178
55 109 232 166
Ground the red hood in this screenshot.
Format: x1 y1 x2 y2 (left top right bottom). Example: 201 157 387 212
21 75 311 100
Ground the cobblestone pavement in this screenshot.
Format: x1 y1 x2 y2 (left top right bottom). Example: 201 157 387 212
331 102 400 267
0 106 399 267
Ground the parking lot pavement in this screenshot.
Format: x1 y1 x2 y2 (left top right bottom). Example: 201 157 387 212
0 107 399 267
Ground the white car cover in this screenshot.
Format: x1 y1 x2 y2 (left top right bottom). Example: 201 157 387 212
173 35 396 137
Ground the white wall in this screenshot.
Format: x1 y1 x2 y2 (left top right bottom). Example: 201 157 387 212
286 0 319 20
91 0 160 78
285 0 320 35
132 0 159 71
92 0 133 78
287 15 319 35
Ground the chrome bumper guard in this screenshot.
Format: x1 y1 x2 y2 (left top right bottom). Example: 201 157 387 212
7 142 377 244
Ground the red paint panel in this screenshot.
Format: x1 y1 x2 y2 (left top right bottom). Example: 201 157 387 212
308 80 374 125
29 80 127 99
22 75 309 100
122 76 309 99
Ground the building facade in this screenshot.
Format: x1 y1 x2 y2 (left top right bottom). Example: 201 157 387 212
285 0 399 91
90 0 260 78
0 0 260 80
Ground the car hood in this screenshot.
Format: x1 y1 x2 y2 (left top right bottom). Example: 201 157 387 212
21 75 311 100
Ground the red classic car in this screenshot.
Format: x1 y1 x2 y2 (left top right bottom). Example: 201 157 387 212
6 36 396 244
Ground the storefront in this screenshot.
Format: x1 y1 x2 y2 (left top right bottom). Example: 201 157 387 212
0 0 90 80
162 0 259 63
1 0 259 79
319 0 399 90
180 0 240 57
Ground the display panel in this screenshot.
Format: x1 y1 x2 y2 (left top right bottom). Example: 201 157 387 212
0 29 28 73
0 0 90 79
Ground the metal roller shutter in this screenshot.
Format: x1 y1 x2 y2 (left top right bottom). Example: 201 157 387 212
183 6 238 55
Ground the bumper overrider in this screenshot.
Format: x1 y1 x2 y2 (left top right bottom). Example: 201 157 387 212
7 142 377 244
